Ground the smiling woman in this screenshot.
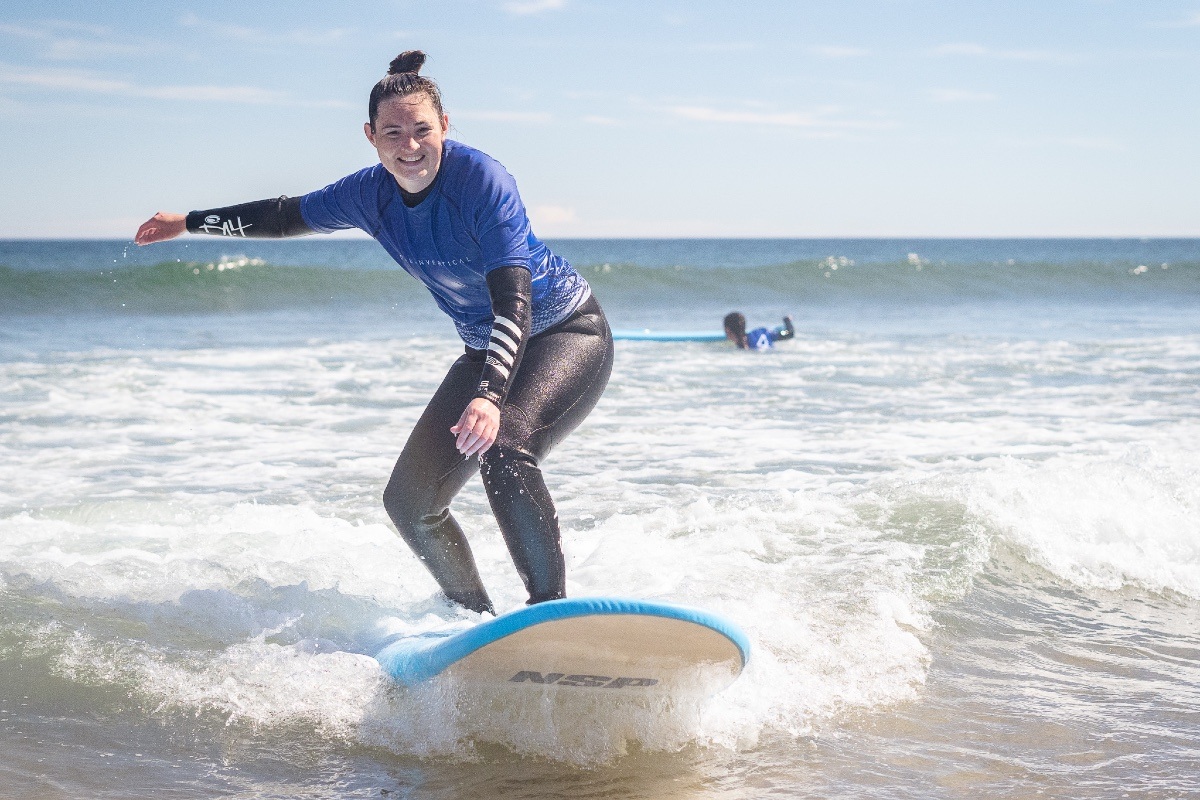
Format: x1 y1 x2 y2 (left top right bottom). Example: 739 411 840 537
364 54 449 193
132 50 614 616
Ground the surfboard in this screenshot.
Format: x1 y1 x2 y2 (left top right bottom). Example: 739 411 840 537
612 329 727 342
375 597 750 696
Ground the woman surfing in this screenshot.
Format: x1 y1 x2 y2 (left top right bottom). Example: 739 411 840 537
135 51 613 616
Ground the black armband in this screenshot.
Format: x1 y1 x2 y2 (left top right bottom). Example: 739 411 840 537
475 266 532 407
185 196 313 238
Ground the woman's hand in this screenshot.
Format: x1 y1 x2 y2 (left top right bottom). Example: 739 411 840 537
134 212 187 245
450 397 500 457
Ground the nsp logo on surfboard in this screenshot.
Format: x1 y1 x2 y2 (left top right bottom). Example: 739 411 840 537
509 671 659 688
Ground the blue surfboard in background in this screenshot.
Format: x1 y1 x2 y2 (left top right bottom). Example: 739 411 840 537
612 329 727 342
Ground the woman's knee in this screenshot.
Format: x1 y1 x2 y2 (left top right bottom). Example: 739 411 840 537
382 467 438 531
479 444 537 485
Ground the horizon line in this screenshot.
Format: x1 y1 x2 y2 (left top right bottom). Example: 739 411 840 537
3 234 1200 242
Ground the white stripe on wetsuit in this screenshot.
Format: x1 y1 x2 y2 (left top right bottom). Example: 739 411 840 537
490 317 521 361
493 314 522 340
490 329 519 363
487 315 522 380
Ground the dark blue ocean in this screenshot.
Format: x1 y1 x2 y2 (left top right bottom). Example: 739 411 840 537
1 238 1198 798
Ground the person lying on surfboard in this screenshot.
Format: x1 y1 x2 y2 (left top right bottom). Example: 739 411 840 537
134 50 613 617
723 312 795 351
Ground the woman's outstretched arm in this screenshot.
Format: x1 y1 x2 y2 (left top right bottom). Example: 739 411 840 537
134 197 313 245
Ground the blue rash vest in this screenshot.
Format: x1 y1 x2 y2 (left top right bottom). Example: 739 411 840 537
747 327 778 350
298 140 591 349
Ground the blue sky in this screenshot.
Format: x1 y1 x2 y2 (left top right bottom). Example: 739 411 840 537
1 1 1197 238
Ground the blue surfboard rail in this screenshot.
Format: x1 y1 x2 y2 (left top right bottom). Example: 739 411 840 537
376 596 751 687
612 329 727 342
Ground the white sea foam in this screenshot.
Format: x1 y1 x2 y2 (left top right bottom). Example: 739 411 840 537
964 443 1200 597
2 319 1198 765
5 486 935 763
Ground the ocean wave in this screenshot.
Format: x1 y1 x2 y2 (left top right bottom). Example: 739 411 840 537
0 257 427 316
966 444 1200 599
578 257 1200 307
2 244 1197 317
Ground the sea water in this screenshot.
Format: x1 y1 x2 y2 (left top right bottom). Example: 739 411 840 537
1 238 1197 798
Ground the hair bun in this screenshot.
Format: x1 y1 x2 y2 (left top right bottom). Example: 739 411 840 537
369 49 444 125
388 50 427 75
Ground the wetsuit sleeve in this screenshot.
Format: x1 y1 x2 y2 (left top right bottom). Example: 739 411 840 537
475 266 532 407
773 315 796 342
185 197 313 238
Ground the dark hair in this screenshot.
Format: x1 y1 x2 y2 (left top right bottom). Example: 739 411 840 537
368 50 445 128
723 312 748 348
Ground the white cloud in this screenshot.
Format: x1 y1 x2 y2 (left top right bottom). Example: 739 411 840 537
0 64 147 94
0 21 149 61
0 94 27 115
930 42 1077 63
582 114 620 125
1001 135 1123 151
178 14 355 46
689 41 757 53
928 88 996 103
931 43 988 57
529 205 578 226
810 45 869 58
501 0 566 15
668 104 893 134
36 21 113 37
0 63 351 108
454 110 553 123
1155 11 1200 27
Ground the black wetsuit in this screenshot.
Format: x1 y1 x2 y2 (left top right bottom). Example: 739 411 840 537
383 292 611 614
186 187 613 614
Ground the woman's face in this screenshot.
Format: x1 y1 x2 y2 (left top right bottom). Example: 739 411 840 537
364 94 449 193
